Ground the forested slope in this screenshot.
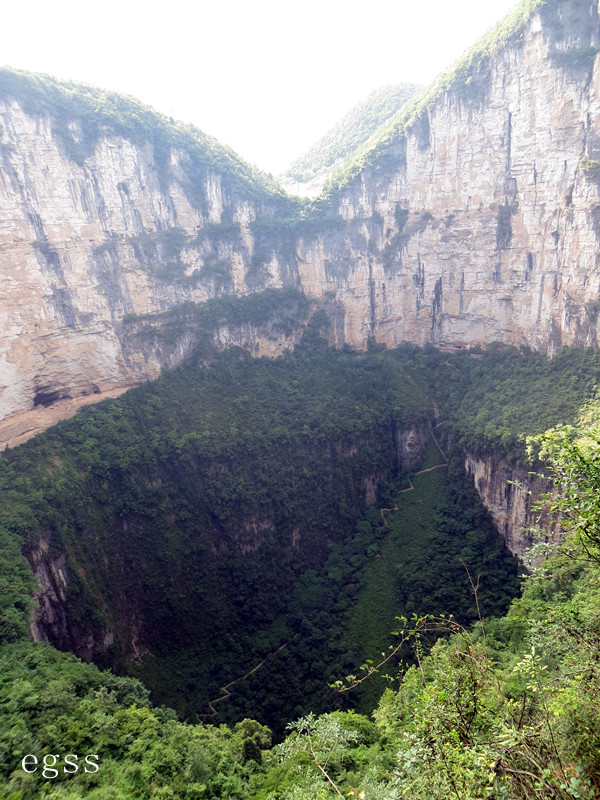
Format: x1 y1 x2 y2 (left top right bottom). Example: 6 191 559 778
283 84 419 188
1 339 439 730
6 340 568 739
2 343 600 797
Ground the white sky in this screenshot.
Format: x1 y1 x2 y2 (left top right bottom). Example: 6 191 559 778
3 0 520 175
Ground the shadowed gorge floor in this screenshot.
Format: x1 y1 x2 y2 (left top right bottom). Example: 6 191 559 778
3 340 600 797
5 341 599 732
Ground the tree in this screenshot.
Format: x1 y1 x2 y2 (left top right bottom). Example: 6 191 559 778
530 412 600 564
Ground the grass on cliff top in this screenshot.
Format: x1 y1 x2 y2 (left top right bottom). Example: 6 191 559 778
0 66 298 214
285 83 421 182
318 0 546 200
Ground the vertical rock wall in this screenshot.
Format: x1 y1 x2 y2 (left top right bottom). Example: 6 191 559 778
3 2 600 446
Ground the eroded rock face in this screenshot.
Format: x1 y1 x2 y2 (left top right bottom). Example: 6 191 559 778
25 531 118 660
0 102 302 446
396 422 432 472
305 2 600 353
2 2 600 447
24 528 152 663
25 531 69 646
465 453 558 561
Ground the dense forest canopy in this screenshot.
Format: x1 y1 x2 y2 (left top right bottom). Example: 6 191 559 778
2 339 600 797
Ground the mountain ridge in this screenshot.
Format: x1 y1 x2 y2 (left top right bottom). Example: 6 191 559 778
280 83 421 197
2 0 600 448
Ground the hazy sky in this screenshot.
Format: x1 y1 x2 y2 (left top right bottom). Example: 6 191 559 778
3 0 520 174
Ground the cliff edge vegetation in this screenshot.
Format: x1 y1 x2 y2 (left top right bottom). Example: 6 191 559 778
282 84 420 192
2 347 600 797
0 67 299 215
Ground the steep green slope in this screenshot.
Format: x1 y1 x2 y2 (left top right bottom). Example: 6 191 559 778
346 454 521 713
2 341 600 731
0 67 297 212
0 340 435 728
209 445 521 732
260 409 600 799
284 84 419 184
3 389 600 798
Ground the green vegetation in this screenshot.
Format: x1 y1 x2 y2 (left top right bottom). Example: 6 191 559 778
0 67 297 214
550 44 600 71
192 221 243 246
3 1 600 794
0 642 273 799
3 387 600 797
580 156 600 184
421 343 600 463
122 287 312 351
586 298 600 321
285 84 420 184
0 345 437 731
3 338 600 796
253 407 600 799
346 456 521 712
225 439 520 732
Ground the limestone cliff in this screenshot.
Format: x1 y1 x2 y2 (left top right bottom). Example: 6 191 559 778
465 453 558 560
3 0 600 447
310 0 600 352
0 76 305 447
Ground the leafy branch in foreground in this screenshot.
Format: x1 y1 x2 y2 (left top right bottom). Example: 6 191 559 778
276 713 360 798
328 595 600 800
330 558 484 694
328 614 417 693
528 411 600 565
387 615 598 799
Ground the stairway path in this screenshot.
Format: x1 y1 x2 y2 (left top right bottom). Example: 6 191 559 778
380 426 448 525
197 637 297 720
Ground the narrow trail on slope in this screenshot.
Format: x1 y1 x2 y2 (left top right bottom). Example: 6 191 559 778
199 425 451 717
430 420 448 463
380 425 448 526
197 636 298 721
